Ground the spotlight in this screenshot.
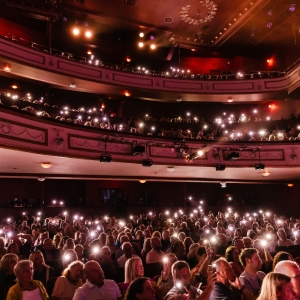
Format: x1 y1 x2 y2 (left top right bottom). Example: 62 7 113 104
99 154 112 163
216 163 226 171
85 31 92 38
73 28 80 35
142 159 153 167
255 163 265 170
132 145 145 156
220 182 226 188
228 151 240 161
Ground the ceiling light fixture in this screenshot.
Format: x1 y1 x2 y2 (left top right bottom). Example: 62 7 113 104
41 163 51 169
167 166 175 172
3 63 11 72
139 180 146 183
85 31 92 38
289 4 296 12
72 28 80 35
262 170 270 176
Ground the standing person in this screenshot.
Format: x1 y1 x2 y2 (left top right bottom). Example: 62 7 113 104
72 260 122 300
239 248 266 297
6 260 49 300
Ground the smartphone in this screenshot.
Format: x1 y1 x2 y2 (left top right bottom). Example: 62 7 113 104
163 256 168 272
212 262 217 273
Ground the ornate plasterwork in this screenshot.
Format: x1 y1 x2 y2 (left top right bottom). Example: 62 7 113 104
180 0 218 25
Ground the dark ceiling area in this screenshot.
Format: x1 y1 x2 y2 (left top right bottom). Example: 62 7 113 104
1 0 300 71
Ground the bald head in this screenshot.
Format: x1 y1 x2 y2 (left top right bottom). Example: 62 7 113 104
274 260 299 276
274 260 300 297
84 260 99 271
84 260 104 287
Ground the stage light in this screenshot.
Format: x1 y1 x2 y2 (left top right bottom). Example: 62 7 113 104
99 154 112 163
85 31 92 38
228 151 240 161
142 159 153 167
216 163 226 171
73 28 80 35
255 163 265 170
132 145 145 156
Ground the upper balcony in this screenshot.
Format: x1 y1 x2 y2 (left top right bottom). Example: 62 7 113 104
0 36 299 103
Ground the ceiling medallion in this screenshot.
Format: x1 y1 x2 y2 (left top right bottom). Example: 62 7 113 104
180 0 218 25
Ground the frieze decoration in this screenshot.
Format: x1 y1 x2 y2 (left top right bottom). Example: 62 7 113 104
289 146 298 161
0 118 47 145
221 148 285 161
68 134 132 154
51 128 64 147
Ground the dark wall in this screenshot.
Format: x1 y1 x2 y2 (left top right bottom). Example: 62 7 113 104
0 179 299 217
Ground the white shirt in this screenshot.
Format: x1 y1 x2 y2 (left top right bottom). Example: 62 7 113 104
117 254 138 268
22 288 42 300
73 279 121 300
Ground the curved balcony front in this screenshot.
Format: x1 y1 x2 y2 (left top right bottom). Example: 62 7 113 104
0 36 299 102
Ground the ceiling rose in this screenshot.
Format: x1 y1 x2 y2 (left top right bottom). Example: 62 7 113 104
180 0 218 25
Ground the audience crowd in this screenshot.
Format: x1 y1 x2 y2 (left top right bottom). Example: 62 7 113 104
1 93 300 143
0 207 299 299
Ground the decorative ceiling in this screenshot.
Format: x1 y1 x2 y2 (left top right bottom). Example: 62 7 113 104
1 0 300 64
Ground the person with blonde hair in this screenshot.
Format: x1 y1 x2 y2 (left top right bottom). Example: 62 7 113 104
6 260 49 300
29 250 55 287
257 272 296 300
0 253 18 299
120 256 170 299
51 260 84 300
